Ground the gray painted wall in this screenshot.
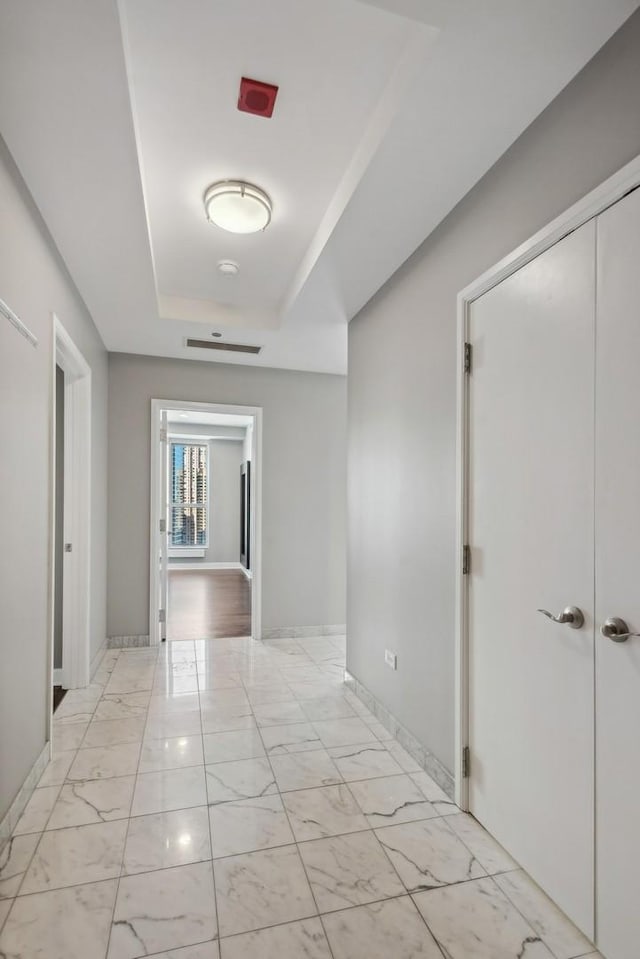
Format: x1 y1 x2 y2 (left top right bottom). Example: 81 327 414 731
0 137 108 823
107 353 346 635
347 11 640 775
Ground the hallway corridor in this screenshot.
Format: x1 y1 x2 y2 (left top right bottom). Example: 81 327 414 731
0 636 598 959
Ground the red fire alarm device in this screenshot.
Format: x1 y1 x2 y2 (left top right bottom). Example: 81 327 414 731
238 77 279 118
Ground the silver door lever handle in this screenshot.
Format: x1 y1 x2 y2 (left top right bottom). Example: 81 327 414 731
537 606 584 629
600 617 640 643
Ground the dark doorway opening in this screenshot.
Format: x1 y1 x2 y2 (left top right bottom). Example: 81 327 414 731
53 363 67 709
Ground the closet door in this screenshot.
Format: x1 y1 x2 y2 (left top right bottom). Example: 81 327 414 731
595 186 640 959
468 220 596 937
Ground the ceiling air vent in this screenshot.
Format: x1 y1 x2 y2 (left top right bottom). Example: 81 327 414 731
185 338 262 355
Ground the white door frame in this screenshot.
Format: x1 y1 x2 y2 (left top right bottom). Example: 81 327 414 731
159 409 169 641
50 314 92 703
455 153 640 810
149 398 263 645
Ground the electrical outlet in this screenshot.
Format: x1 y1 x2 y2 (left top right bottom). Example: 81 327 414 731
385 649 397 670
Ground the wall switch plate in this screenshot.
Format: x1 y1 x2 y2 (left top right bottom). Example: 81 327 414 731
385 649 397 670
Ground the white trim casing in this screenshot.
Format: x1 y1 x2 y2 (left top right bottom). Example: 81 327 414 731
167 562 244 571
150 399 263 645
160 409 168 641
0 295 38 347
454 296 470 811
454 153 640 810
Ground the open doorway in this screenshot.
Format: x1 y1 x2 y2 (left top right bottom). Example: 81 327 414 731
50 315 92 719
149 400 261 645
53 363 66 709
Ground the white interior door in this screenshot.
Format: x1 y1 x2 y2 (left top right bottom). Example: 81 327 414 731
468 221 596 936
594 186 640 959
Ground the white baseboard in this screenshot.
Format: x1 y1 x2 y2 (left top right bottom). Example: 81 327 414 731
168 562 243 571
0 741 51 852
345 670 455 800
240 565 252 580
107 634 150 649
262 624 346 640
90 638 108 679
53 668 65 686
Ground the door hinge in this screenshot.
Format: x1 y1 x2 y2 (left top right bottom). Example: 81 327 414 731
462 745 470 779
159 608 166 624
160 427 167 442
462 544 471 575
159 518 166 533
464 342 472 374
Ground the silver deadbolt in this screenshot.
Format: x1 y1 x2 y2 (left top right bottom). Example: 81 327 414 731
537 606 584 629
600 617 640 643
64 543 73 553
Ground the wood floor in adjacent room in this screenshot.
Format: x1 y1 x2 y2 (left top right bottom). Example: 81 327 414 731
167 569 251 640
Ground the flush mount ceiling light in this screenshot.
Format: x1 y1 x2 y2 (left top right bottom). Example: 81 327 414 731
204 180 272 234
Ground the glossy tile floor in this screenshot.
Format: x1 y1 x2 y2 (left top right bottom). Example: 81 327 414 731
0 636 601 959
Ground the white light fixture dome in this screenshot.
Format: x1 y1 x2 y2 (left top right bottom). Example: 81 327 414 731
204 180 272 234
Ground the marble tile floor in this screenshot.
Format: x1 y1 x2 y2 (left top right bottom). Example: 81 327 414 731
0 634 599 959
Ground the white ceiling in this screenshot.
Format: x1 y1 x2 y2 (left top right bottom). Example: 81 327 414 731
121 0 432 330
0 0 637 374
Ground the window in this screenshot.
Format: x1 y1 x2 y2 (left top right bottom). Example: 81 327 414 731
169 442 208 547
